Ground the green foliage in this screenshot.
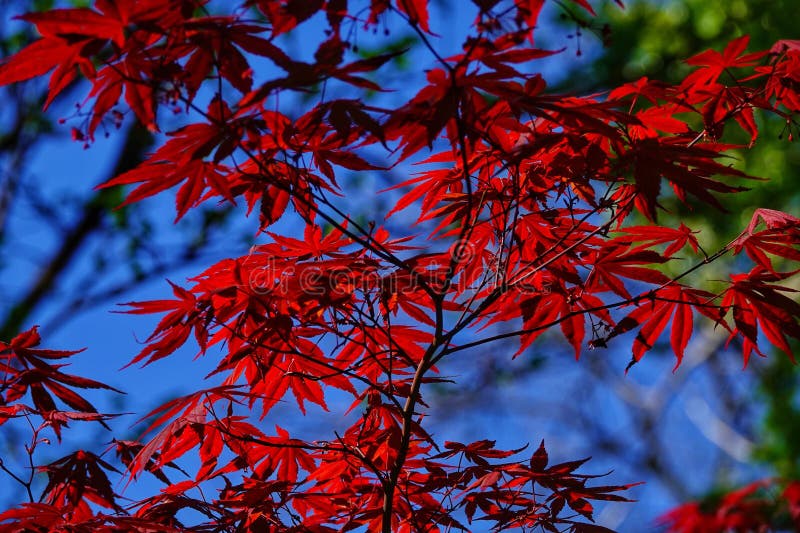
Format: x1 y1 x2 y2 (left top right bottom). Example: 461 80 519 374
561 0 800 244
754 355 800 480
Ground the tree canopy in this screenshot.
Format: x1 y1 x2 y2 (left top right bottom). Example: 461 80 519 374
1 1 800 531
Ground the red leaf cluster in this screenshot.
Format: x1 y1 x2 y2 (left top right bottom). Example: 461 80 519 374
1 0 800 531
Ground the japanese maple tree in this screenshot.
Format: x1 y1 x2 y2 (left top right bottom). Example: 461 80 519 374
2 0 800 531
